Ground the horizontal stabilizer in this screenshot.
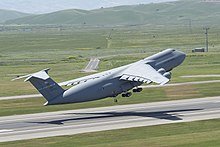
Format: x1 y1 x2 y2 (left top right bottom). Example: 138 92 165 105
24 68 50 82
11 74 31 81
11 68 50 82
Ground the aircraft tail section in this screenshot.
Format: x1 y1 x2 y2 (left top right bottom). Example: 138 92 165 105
15 69 65 104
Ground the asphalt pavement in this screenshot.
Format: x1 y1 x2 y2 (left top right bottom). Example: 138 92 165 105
0 96 220 142
83 58 100 72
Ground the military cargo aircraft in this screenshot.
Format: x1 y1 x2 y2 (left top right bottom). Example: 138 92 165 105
13 49 185 105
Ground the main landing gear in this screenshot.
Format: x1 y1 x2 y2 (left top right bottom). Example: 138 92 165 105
121 88 143 98
132 88 143 93
116 87 143 102
122 92 132 97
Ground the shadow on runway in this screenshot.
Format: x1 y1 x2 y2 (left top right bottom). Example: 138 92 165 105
29 108 202 125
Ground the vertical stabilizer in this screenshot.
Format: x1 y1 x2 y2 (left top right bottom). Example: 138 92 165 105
24 69 65 103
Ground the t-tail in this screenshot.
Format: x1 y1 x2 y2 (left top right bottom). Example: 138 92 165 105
12 69 64 105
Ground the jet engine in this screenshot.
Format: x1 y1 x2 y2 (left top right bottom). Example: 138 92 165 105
158 68 166 75
163 72 171 79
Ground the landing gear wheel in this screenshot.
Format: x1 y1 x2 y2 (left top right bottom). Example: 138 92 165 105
137 88 143 92
125 92 132 97
133 88 143 93
133 89 137 93
122 92 132 97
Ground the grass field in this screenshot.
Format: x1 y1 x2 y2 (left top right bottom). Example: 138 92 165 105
0 25 220 96
1 118 220 147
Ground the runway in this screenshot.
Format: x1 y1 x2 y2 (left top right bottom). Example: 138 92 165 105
83 58 100 72
0 96 220 142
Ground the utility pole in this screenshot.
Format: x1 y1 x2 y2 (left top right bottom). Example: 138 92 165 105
187 19 192 33
203 27 210 52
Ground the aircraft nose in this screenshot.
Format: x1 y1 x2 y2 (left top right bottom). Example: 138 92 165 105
177 51 186 64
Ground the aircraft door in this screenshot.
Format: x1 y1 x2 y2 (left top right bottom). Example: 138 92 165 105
101 83 119 97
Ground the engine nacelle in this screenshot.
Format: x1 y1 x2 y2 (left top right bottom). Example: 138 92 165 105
163 72 171 79
158 68 166 75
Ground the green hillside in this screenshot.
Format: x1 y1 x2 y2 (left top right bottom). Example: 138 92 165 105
0 9 30 23
5 0 220 25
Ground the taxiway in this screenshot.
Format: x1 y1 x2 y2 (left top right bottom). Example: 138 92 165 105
1 80 220 100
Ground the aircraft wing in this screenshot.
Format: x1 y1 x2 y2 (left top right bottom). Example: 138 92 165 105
120 62 169 85
58 74 101 86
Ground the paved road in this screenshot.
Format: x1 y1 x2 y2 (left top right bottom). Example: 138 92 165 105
141 80 220 88
0 96 220 142
181 74 220 78
83 58 100 72
1 80 220 101
0 94 42 100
